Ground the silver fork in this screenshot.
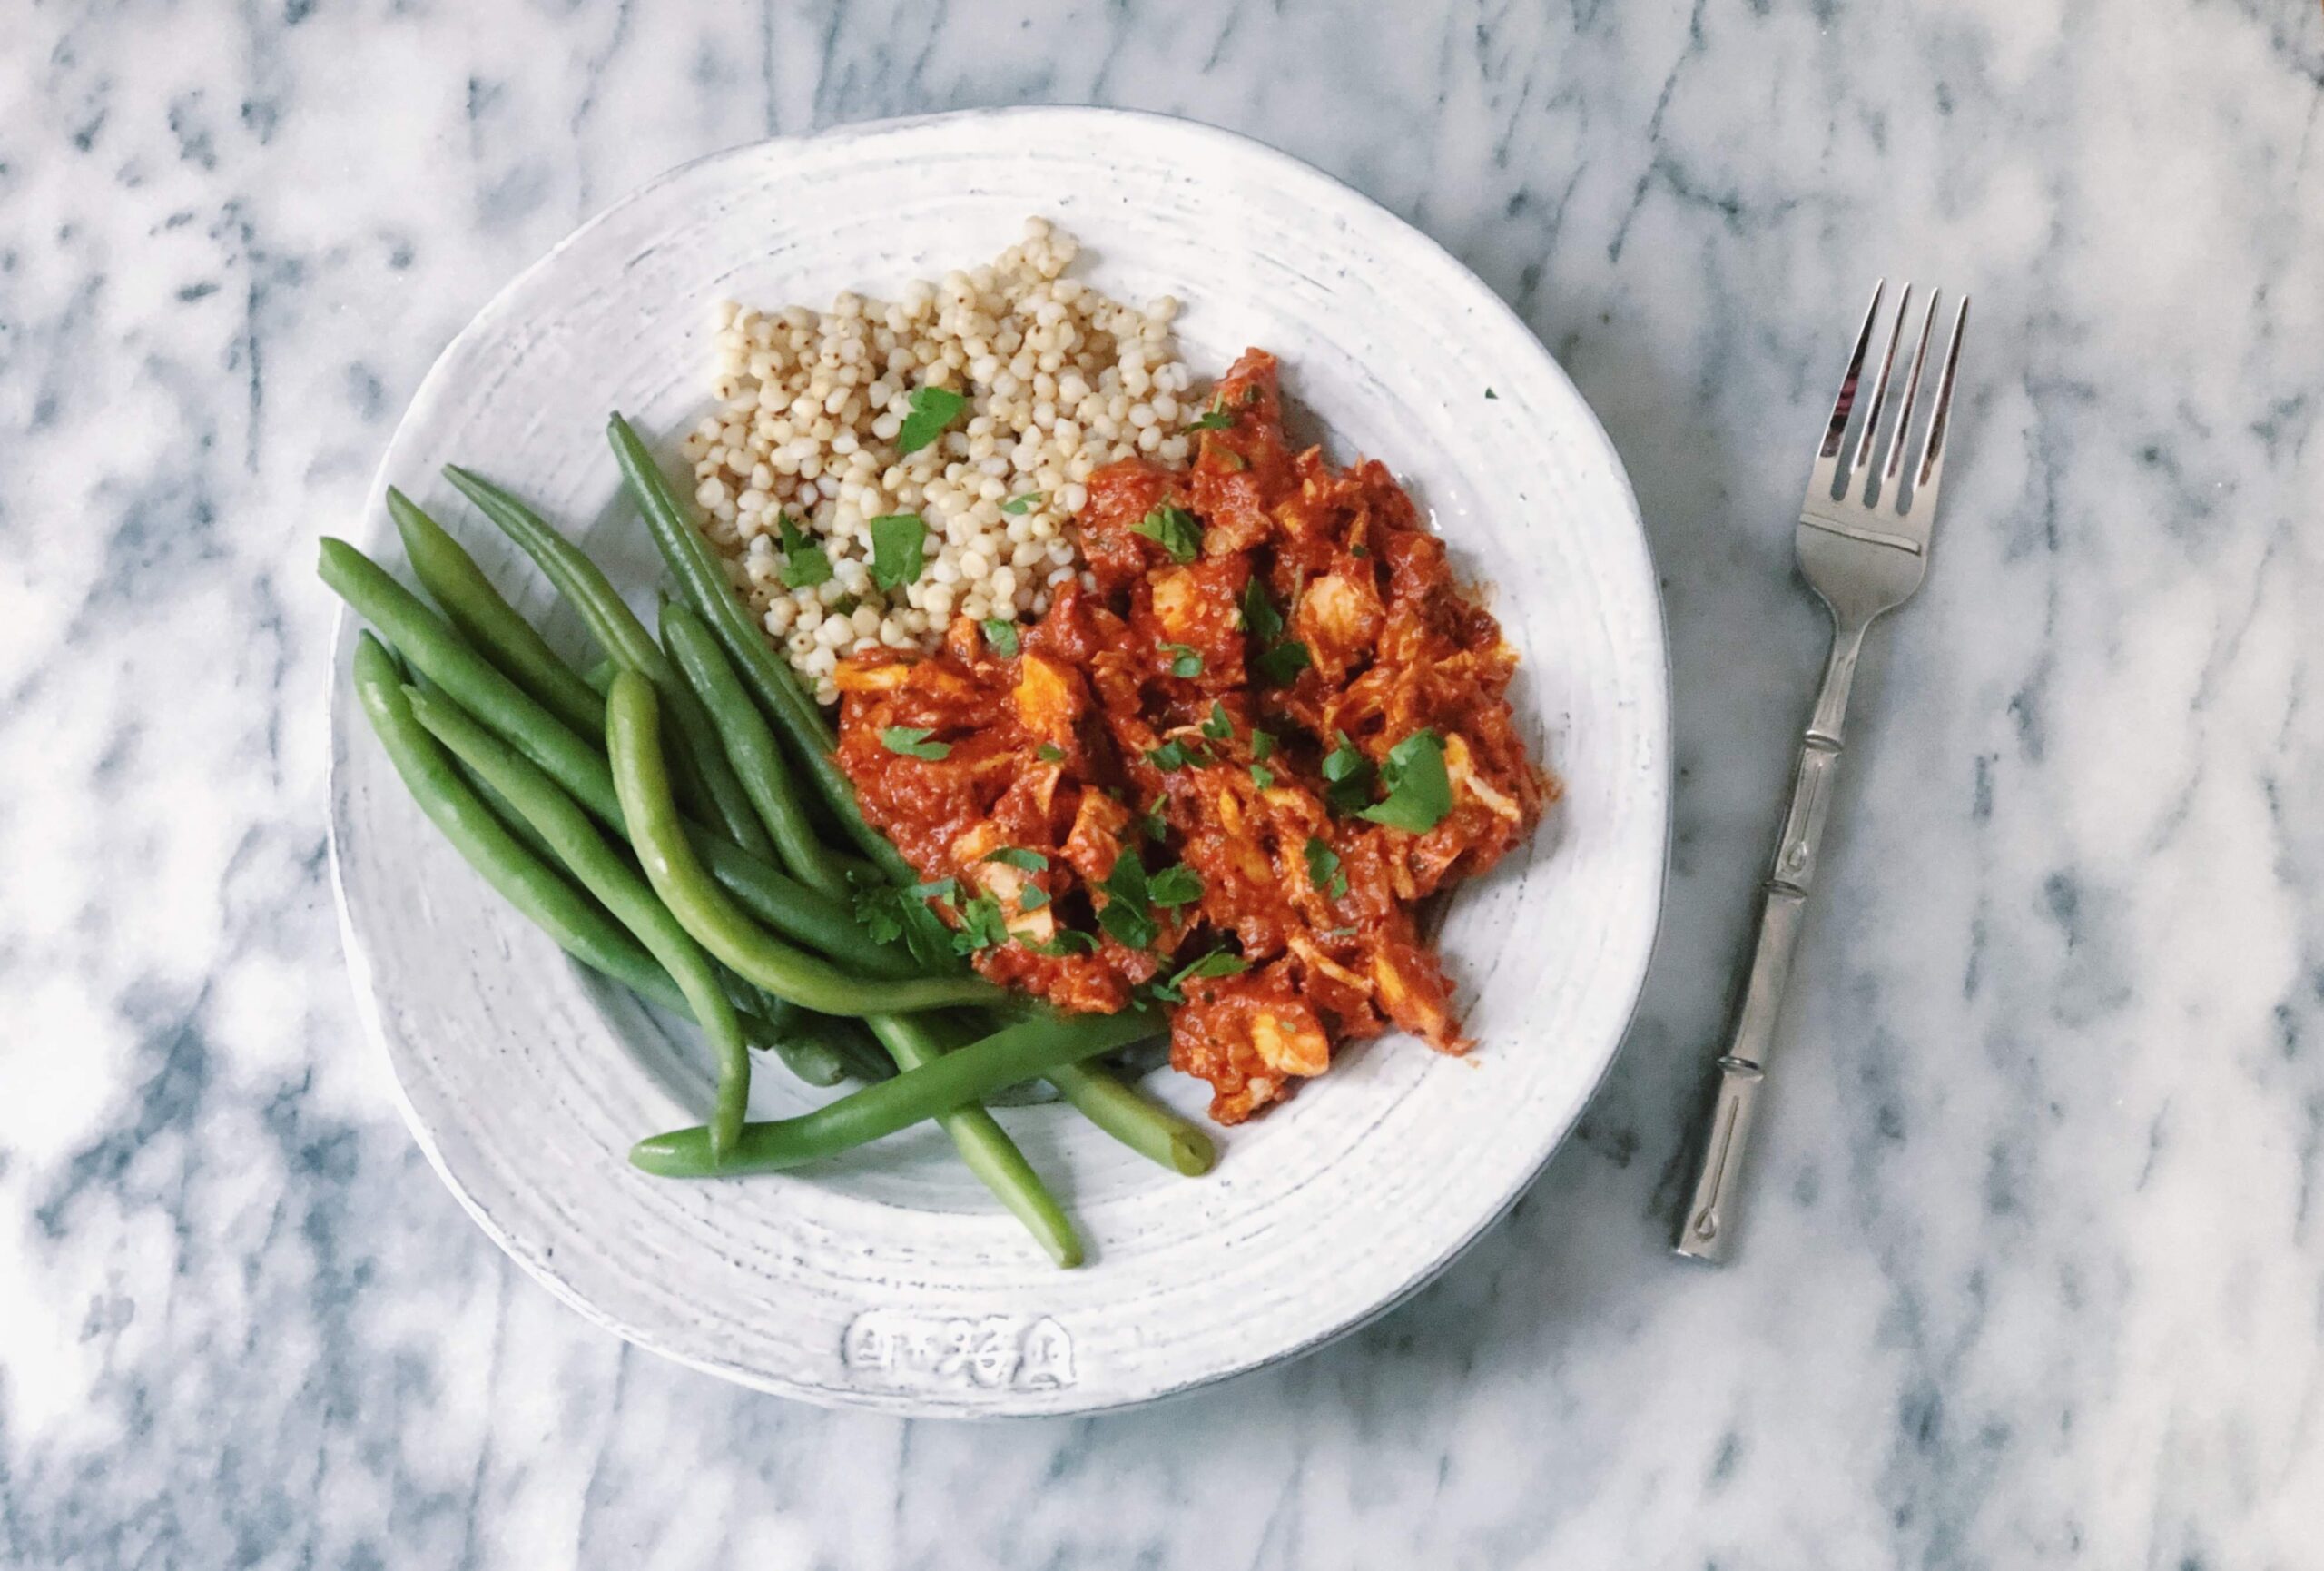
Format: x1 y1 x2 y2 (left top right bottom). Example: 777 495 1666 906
1674 282 1970 1263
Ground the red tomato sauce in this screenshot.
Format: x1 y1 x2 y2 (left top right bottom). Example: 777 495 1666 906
832 350 1554 1122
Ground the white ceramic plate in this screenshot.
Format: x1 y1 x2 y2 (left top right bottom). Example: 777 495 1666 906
327 108 1668 1417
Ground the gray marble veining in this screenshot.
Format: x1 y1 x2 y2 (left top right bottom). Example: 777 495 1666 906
4 2 2320 1566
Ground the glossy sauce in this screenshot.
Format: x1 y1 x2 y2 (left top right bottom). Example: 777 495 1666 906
832 350 1553 1122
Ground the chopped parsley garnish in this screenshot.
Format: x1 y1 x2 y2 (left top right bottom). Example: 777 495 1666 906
1035 743 1066 763
1000 491 1045 515
980 618 1021 657
1175 949 1248 985
1359 729 1454 833
1141 797 1170 841
1253 637 1312 687
1304 836 1349 900
1161 643 1204 678
954 893 1012 952
1201 703 1234 741
1321 732 1375 815
1240 580 1307 683
1147 738 1206 772
1018 884 1050 912
1032 928 1097 956
850 872 961 970
774 512 833 588
1098 847 1158 949
1251 728 1276 761
1147 947 1249 1003
1187 396 1233 431
830 592 862 616
1321 924 1360 939
869 513 927 592
880 726 949 760
982 846 1049 872
1148 863 1203 909
1131 504 1203 564
1250 762 1275 788
1239 578 1284 641
1484 387 1498 400
896 385 966 456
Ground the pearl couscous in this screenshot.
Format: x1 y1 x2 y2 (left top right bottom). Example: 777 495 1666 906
681 218 1194 706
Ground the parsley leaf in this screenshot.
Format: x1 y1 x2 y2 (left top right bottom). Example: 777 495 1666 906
1251 728 1275 760
775 513 833 588
869 514 927 592
1201 703 1234 741
1148 947 1248 1004
1359 729 1454 833
1239 578 1284 642
1131 504 1203 564
1147 739 1206 772
1035 743 1066 763
1175 949 1248 985
881 726 950 760
896 385 966 456
1253 638 1312 687
1161 643 1204 678
1304 836 1349 900
1000 491 1044 515
850 872 962 970
981 847 1049 872
1148 863 1203 909
1187 396 1233 431
1032 929 1098 956
1321 732 1375 815
1018 884 1050 912
1098 847 1157 949
1141 798 1170 841
1250 762 1275 788
954 893 1011 953
981 618 1020 657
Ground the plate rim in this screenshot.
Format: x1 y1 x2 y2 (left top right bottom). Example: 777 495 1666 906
324 104 1672 1418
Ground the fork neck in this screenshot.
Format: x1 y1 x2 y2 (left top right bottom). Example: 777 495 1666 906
1807 614 1872 747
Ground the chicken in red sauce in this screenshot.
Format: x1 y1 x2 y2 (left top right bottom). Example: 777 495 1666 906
832 349 1553 1122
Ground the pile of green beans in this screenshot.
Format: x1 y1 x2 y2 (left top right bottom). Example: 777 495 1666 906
324 454 1217 1268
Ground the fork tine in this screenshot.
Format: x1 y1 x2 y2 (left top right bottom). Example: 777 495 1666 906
1880 289 1941 499
1847 282 1914 487
1808 281 1886 499
1911 296 1970 507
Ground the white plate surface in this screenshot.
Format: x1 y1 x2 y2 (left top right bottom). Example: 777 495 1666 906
327 107 1668 1417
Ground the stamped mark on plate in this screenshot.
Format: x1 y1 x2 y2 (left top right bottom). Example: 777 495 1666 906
842 1310 1076 1390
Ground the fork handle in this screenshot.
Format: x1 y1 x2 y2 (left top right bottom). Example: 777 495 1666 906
1675 615 1868 1262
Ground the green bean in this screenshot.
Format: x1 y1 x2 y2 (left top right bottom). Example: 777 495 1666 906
607 413 916 884
444 465 774 861
405 683 750 1158
660 598 854 900
605 672 1000 1018
319 538 918 974
387 489 605 737
350 632 689 1013
632 1008 1161 1177
1044 1062 1216 1176
608 667 1081 1259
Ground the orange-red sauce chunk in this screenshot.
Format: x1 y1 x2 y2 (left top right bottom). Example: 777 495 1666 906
832 349 1554 1122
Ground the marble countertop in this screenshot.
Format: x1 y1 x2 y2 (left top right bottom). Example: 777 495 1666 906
5 2 2321 1566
